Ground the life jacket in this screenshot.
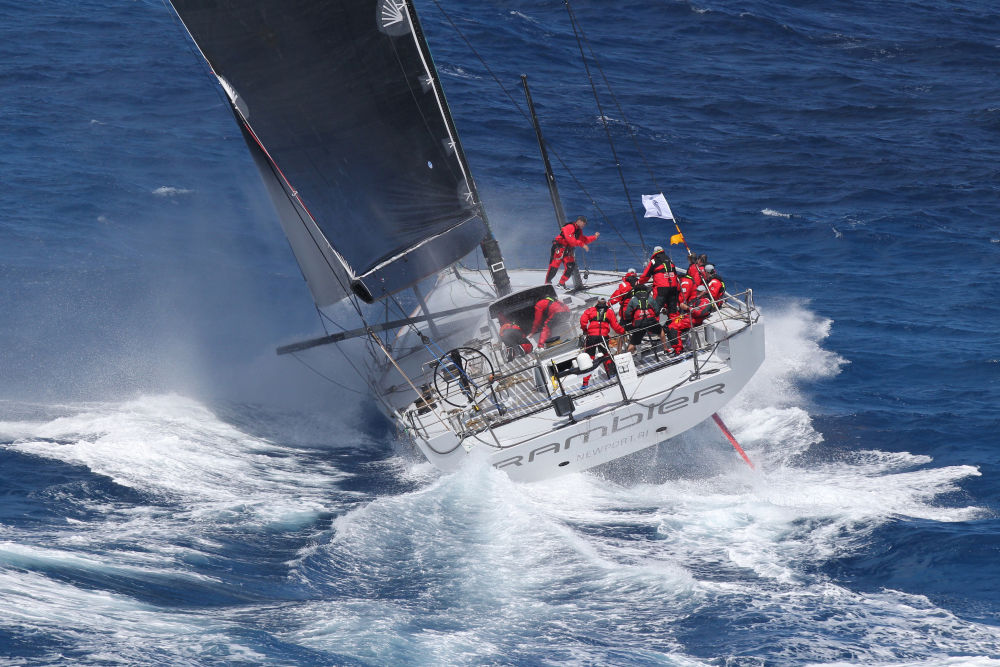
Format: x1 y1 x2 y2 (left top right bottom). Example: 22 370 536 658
641 254 679 289
687 295 712 325
626 296 658 327
581 304 622 337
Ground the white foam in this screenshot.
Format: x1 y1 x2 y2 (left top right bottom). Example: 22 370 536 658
734 301 847 411
0 568 267 663
269 300 997 662
151 185 193 197
4 302 996 663
761 208 792 218
3 394 354 530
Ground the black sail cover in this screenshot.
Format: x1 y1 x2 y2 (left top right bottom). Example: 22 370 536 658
170 0 488 305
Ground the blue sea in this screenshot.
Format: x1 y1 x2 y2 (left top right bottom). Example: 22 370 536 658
2 0 999 663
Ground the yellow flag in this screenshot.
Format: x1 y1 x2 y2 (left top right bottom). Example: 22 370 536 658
670 233 685 245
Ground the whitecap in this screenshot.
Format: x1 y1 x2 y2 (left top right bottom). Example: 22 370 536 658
152 186 193 197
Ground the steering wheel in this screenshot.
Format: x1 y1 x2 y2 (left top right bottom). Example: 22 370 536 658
433 347 495 408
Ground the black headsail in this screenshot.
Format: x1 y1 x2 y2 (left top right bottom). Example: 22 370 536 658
169 0 509 304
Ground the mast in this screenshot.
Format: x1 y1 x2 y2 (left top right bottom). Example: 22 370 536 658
521 75 584 291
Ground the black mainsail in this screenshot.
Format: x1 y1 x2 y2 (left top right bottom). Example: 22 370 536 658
169 0 509 304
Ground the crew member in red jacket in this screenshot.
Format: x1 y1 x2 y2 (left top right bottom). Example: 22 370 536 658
677 271 696 306
666 285 713 355
529 296 571 347
579 297 625 387
704 264 726 302
622 284 667 353
687 253 708 288
498 314 533 362
544 215 599 288
638 246 680 316
608 268 638 318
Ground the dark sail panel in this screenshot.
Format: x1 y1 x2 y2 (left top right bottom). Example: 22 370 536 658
170 0 487 303
237 122 353 306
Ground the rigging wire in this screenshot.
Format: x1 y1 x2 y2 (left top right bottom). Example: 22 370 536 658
565 2 664 194
563 0 649 258
288 351 368 396
425 0 642 265
564 1 704 263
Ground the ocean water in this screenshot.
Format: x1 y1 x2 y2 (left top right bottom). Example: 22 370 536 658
2 0 999 664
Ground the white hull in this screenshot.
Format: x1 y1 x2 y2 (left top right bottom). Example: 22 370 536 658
370 268 764 482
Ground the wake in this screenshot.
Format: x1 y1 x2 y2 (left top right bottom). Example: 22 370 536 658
0 302 994 664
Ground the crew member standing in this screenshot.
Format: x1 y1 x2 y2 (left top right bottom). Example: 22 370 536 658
579 297 625 387
638 245 680 316
608 268 638 318
544 215 599 289
666 285 713 355
622 284 667 354
529 295 571 348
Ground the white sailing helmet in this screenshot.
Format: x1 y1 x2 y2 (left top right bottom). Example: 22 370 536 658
705 264 715 273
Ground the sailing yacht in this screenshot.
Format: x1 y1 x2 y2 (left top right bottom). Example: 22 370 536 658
167 0 764 482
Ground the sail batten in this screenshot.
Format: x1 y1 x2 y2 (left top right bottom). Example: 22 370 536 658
169 0 490 305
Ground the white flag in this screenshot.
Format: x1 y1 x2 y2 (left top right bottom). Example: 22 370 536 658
641 193 674 220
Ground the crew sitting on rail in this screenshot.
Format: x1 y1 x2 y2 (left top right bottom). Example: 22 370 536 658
666 284 713 355
678 270 696 305
687 253 709 288
608 268 638 318
579 296 625 388
497 314 533 362
529 295 571 348
638 245 680 316
622 284 668 354
545 215 600 289
704 264 726 302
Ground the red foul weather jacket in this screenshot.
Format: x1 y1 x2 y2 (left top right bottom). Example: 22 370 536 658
530 297 570 335
609 274 638 310
580 305 626 337
639 254 679 290
553 222 597 248
687 263 707 287
678 275 696 304
686 294 713 326
707 276 725 301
